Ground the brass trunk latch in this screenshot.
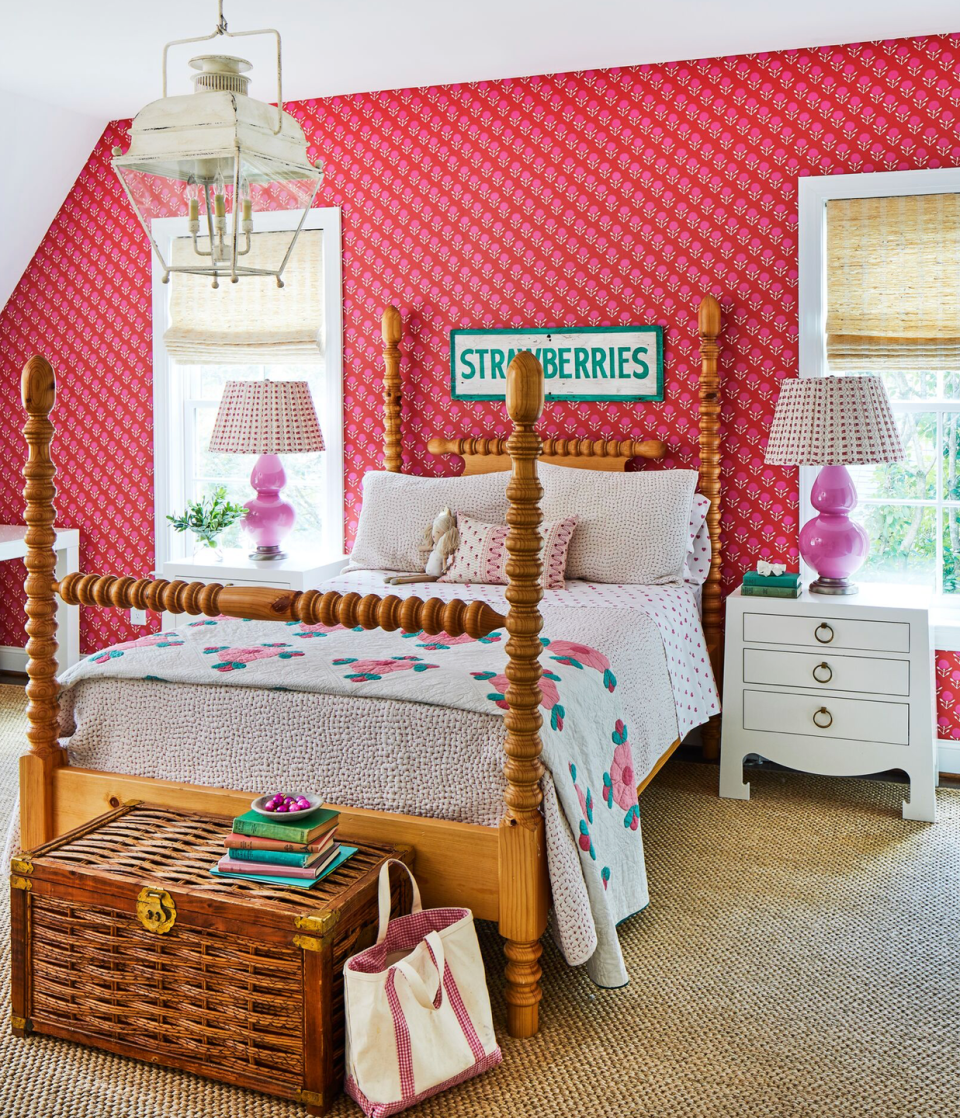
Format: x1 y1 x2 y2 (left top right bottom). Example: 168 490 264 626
136 887 177 934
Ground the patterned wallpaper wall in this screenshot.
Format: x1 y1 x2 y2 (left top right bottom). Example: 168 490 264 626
1 30 960 735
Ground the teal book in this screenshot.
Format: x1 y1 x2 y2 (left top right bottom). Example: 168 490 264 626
210 845 357 890
741 584 800 599
743 570 800 588
232 806 339 845
230 847 321 868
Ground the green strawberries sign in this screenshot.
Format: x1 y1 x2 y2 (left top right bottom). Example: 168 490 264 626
450 326 664 402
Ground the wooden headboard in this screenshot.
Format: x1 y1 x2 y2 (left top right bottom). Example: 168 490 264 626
379 296 723 756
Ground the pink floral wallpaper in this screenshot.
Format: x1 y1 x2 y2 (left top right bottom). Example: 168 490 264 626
1 30 959 745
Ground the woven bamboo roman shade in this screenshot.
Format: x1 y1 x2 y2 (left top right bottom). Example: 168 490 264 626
164 230 323 364
826 193 960 371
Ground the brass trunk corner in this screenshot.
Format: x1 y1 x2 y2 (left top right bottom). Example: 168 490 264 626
296 1088 324 1106
10 876 31 891
11 1014 29 1032
294 910 341 950
10 857 33 876
294 910 340 936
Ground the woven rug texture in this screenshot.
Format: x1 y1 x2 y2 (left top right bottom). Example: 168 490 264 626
0 684 957 1117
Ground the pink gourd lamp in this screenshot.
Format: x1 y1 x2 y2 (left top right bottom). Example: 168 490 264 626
765 375 904 595
208 379 325 561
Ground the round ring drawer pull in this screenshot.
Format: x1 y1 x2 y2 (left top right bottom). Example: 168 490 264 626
815 623 834 644
812 707 833 730
812 662 833 684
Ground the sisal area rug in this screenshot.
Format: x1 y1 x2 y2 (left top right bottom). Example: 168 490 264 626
0 683 957 1117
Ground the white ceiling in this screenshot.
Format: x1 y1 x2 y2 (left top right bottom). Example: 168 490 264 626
3 0 960 121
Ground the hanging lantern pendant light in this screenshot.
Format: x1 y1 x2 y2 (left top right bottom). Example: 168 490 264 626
112 0 323 288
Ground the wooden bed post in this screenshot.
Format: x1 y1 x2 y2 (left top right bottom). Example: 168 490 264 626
499 351 549 1039
20 355 63 850
382 305 403 473
698 294 723 761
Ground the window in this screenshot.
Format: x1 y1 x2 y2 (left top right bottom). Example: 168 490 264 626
151 208 342 568
799 170 960 600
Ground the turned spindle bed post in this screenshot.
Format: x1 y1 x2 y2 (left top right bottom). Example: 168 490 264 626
499 351 549 1038
20 356 62 850
697 294 723 761
382 305 404 474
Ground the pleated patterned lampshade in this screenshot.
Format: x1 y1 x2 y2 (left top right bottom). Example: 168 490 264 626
764 375 904 466
209 380 325 455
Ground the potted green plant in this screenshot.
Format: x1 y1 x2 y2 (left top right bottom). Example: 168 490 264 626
167 487 248 561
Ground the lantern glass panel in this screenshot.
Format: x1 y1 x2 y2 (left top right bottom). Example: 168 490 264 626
116 153 320 279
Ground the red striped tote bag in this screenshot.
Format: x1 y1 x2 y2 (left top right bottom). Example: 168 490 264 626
343 860 502 1116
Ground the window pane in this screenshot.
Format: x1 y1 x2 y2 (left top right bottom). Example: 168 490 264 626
848 410 936 500
942 411 960 502
943 509 960 595
874 369 938 402
853 503 937 589
943 371 960 401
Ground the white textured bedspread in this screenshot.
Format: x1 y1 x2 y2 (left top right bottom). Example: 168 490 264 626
56 573 719 986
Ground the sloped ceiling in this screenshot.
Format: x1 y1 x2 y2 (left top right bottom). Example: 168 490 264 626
0 91 103 312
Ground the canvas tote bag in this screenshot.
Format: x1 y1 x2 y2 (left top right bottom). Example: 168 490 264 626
343 860 502 1116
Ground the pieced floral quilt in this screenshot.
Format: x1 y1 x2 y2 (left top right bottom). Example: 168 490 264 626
61 611 654 985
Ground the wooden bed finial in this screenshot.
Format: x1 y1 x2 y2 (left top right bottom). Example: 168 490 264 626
382 305 403 473
698 294 723 760
21 354 62 849
500 350 549 1039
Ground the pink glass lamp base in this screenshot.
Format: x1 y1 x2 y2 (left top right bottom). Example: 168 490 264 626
799 464 869 595
243 453 296 561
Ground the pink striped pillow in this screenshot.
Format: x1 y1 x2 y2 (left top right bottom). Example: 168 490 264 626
438 513 578 590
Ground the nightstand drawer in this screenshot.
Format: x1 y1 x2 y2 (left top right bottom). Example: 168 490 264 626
742 648 910 697
742 612 910 653
742 689 909 746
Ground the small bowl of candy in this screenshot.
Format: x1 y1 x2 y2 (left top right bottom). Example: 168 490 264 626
251 792 322 817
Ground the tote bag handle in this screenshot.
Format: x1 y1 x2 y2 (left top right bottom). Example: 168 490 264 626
376 859 423 944
392 930 445 1010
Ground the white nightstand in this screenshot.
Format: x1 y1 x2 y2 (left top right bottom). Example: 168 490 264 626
719 584 937 822
160 548 348 631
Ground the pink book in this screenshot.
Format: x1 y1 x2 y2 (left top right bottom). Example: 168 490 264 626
218 847 339 879
223 829 337 853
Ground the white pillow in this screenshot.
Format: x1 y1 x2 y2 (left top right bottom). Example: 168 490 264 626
538 461 698 584
349 471 510 572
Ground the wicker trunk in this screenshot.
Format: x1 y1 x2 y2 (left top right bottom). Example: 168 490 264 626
10 803 413 1115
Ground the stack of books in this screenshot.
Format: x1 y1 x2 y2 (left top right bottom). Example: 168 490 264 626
211 805 357 889
742 569 802 599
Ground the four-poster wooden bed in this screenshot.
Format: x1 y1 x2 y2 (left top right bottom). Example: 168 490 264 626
17 294 722 1039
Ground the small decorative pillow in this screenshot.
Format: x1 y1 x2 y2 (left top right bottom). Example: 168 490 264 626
439 513 578 590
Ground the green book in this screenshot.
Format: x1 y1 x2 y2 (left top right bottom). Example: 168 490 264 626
743 570 800 588
231 847 321 867
741 584 800 598
232 806 339 845
210 845 357 890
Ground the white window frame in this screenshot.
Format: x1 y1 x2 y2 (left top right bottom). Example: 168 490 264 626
150 207 343 571
798 168 960 647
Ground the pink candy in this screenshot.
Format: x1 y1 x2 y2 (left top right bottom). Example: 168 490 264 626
260 791 314 815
